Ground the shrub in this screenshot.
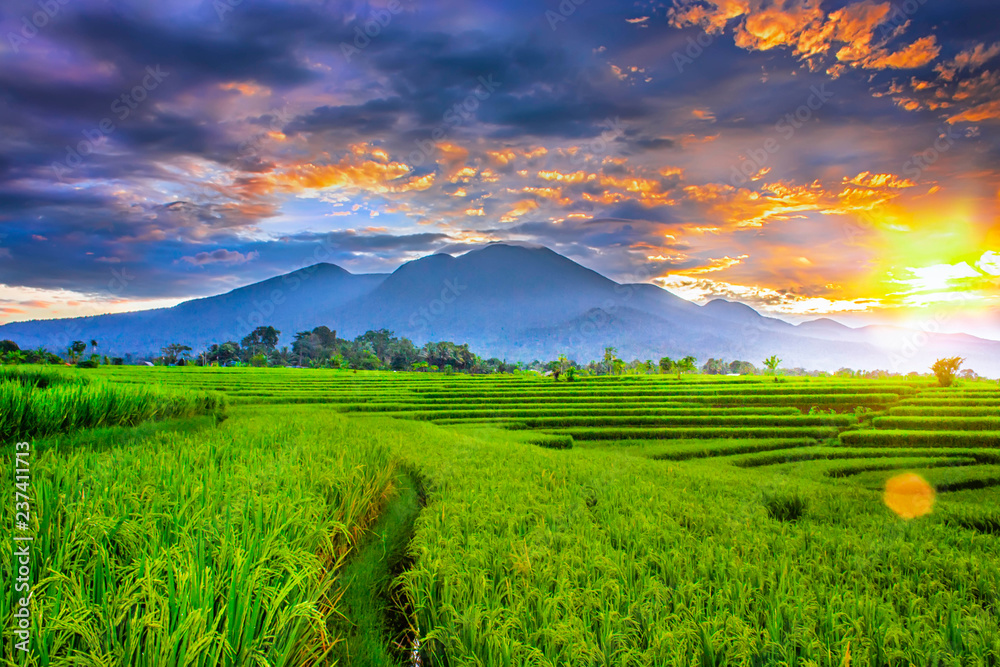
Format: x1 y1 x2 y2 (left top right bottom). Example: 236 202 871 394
931 357 964 387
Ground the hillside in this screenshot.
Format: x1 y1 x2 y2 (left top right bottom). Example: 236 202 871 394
1 244 997 374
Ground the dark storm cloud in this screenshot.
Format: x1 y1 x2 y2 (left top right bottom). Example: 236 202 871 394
285 98 407 135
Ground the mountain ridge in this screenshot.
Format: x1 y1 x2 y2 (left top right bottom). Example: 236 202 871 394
1 243 996 375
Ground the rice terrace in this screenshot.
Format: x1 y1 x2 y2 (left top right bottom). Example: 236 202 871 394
2 361 999 665
2 0 1000 664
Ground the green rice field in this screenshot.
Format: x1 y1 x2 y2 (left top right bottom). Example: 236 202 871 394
2 367 998 665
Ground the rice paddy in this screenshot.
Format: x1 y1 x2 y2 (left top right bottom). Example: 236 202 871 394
2 366 998 665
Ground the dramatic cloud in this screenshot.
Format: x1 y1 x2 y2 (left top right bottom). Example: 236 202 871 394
180 249 260 265
0 0 996 336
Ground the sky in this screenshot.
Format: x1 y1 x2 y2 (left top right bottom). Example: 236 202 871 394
0 0 997 338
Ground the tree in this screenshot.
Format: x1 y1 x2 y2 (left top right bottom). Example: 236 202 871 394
292 331 315 366
678 355 697 379
728 360 757 375
356 329 395 367
388 338 419 370
241 326 281 357
90 339 99 355
763 355 782 378
3 349 25 365
68 340 87 363
291 326 339 366
603 347 620 375
0 340 19 354
701 358 727 375
207 341 241 366
659 356 675 375
160 343 192 365
549 354 569 381
931 357 964 387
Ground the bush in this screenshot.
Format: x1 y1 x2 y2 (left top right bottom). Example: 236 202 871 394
931 357 964 387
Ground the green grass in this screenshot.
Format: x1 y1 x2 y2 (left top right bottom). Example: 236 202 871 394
0 407 397 665
840 429 1000 448
332 468 423 666
2 366 997 666
579 437 817 461
0 372 225 443
386 416 1000 664
551 425 842 440
873 416 1000 430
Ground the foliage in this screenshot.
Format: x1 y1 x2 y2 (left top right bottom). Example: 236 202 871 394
660 355 697 379
3 367 996 666
0 372 224 441
931 356 964 387
67 340 87 363
0 408 395 665
159 343 192 365
763 355 782 374
241 325 281 357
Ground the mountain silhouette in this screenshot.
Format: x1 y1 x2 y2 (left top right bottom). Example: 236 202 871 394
1 243 996 374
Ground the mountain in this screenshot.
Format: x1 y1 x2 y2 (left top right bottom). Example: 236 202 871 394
0 263 387 356
1 243 997 375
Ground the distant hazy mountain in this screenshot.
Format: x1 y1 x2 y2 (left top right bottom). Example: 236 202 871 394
2 243 997 375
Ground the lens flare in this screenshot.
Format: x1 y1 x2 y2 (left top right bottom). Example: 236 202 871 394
884 473 935 519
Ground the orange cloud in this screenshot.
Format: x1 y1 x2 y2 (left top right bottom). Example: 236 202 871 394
267 144 436 196
486 146 548 166
947 99 1000 124
437 143 470 180
684 255 750 274
669 0 939 75
499 200 540 223
846 172 916 189
219 81 272 96
522 186 572 205
954 42 1000 70
669 0 751 35
537 170 594 184
861 35 940 70
734 0 825 53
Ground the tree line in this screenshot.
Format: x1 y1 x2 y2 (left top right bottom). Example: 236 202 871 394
0 331 979 382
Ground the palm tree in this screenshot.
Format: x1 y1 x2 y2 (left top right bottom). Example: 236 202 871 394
603 347 618 374
90 339 98 355
763 355 782 379
4 350 25 365
68 340 87 363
